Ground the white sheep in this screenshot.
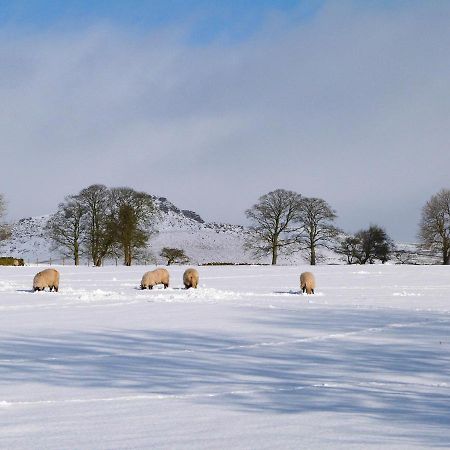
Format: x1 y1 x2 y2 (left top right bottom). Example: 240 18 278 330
33 268 60 292
140 268 170 289
300 271 315 294
183 268 199 289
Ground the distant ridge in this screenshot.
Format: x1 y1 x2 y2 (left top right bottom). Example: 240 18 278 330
1 196 437 265
1 197 252 265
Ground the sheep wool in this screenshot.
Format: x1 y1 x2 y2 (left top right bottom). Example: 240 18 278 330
300 271 315 295
183 268 199 289
33 268 60 292
140 268 170 289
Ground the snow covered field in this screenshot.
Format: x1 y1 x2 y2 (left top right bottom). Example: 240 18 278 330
0 264 449 449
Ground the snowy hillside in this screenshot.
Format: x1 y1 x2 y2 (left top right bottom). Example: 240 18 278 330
1 196 439 265
1 215 54 263
0 197 259 265
149 197 251 265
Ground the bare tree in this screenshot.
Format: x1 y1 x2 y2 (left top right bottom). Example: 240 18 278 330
336 235 361 264
245 189 303 265
0 194 11 243
339 225 394 264
393 248 416 265
160 247 189 265
79 184 113 266
419 188 450 265
46 195 86 265
296 197 340 265
48 185 159 267
0 194 5 219
110 187 157 266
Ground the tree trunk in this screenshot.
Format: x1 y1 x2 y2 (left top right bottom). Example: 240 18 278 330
310 244 316 265
271 244 278 265
91 247 99 267
443 246 450 265
74 242 79 266
124 245 132 266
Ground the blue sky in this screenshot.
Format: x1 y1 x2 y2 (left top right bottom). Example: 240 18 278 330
0 0 323 42
1 0 449 241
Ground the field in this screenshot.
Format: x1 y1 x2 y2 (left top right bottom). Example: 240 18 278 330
0 264 449 449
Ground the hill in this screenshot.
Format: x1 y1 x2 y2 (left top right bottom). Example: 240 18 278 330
1 197 254 265
1 196 438 265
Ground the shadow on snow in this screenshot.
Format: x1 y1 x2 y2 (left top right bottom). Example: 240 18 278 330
0 307 449 446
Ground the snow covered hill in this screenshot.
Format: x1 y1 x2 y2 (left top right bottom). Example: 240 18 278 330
1 215 52 264
0 197 256 265
0 196 439 265
149 197 251 264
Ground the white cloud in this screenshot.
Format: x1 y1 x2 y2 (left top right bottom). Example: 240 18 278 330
1 1 450 240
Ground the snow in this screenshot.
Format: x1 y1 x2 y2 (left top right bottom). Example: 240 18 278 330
0 264 449 449
2 206 440 266
1 200 254 265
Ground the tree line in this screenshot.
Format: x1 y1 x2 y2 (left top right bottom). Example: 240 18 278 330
46 184 157 266
1 187 450 266
245 188 450 265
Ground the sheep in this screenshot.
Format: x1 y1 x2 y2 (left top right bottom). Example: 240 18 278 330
183 268 199 289
140 268 170 290
300 271 315 294
33 268 60 292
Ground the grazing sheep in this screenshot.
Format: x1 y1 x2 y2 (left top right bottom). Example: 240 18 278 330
140 268 170 290
300 271 315 294
33 268 60 292
183 268 199 289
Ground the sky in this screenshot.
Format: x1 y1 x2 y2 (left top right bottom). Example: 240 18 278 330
1 0 449 241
